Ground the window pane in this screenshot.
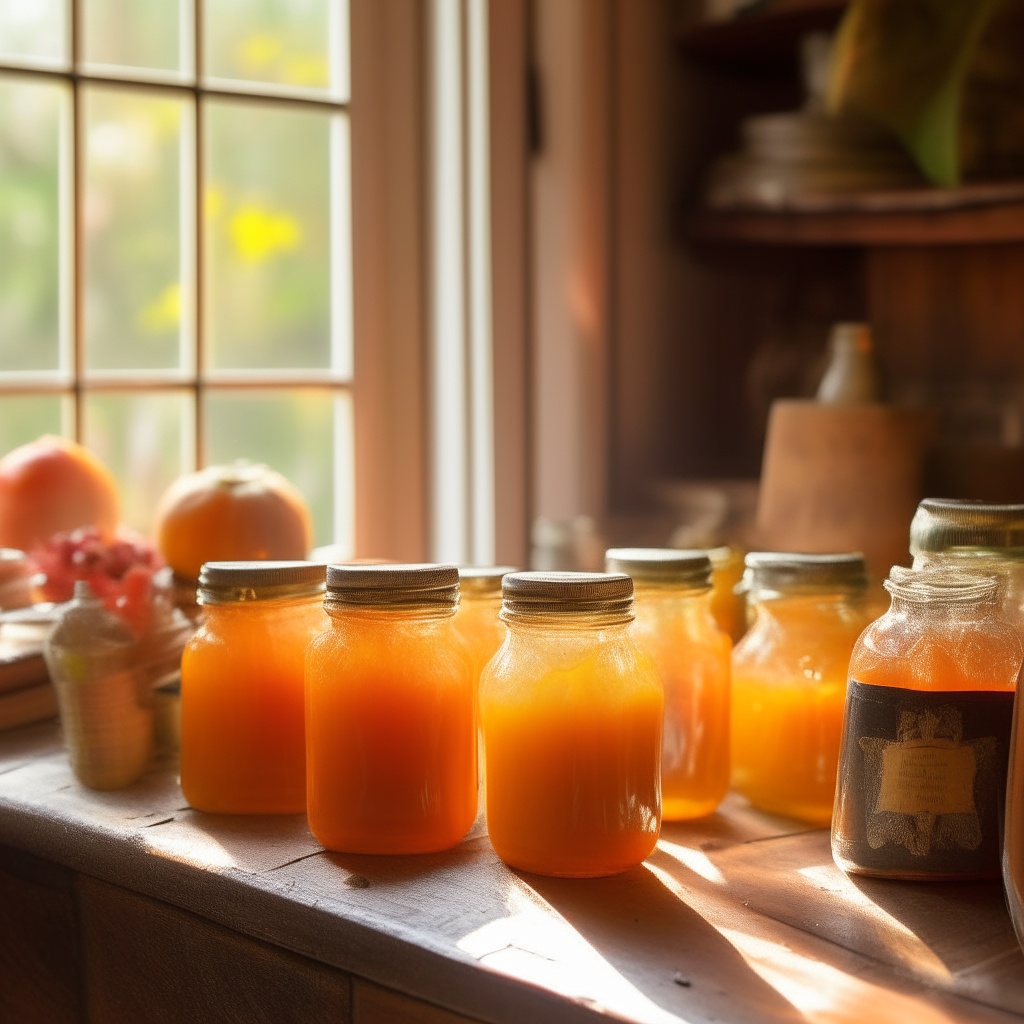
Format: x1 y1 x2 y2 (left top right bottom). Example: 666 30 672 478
83 391 193 535
0 394 67 458
84 87 188 373
204 0 347 97
205 101 330 371
0 0 66 67
82 0 185 76
0 77 64 373
204 389 351 549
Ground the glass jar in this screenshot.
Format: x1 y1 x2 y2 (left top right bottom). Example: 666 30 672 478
708 545 747 642
731 552 870 824
452 566 515 680
910 498 1024 634
480 571 663 877
605 548 731 820
180 561 326 814
305 563 476 854
833 567 1021 880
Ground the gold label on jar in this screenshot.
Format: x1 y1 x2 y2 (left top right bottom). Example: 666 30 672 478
833 681 1012 879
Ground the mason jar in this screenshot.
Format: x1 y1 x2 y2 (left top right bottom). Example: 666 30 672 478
480 571 662 877
605 548 730 820
732 552 870 824
305 563 476 854
834 565 1021 880
181 561 326 814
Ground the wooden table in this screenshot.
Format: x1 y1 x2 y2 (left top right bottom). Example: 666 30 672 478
2 719 1023 1024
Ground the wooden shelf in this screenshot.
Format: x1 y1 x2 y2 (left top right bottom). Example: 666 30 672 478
678 0 846 68
688 182 1024 246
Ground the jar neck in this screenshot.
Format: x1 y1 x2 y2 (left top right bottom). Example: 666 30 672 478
750 589 863 620
503 612 633 634
326 603 456 623
633 583 710 602
887 594 999 624
203 591 324 614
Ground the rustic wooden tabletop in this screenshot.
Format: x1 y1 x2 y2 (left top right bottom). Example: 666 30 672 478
1 719 1022 1024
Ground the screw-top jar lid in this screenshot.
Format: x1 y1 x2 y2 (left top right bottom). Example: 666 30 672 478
198 561 327 605
458 565 518 599
325 563 460 610
910 498 1024 558
742 551 868 594
604 548 712 588
885 563 1000 605
501 571 633 623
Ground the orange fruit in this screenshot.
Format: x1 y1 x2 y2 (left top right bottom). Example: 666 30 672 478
155 461 313 581
0 435 120 552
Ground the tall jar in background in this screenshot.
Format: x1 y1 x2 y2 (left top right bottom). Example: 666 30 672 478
911 498 1024 633
305 564 477 854
732 552 870 824
605 548 731 820
708 545 747 643
452 566 515 681
480 572 663 877
181 561 327 814
834 567 1021 880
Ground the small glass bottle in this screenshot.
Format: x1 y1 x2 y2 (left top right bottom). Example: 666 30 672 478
834 566 1021 880
181 561 326 814
910 498 1024 633
45 580 152 790
305 564 476 854
605 548 731 820
480 571 663 877
732 552 870 824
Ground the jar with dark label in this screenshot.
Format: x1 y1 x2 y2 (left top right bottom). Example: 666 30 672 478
832 566 1022 880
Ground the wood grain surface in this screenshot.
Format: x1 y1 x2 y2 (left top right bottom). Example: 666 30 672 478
1 720 1022 1024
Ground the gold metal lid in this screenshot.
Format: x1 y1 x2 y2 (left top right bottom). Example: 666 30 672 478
325 563 459 609
198 561 327 605
910 498 1024 558
885 563 1000 605
458 565 519 599
501 571 633 623
742 552 868 594
604 548 712 588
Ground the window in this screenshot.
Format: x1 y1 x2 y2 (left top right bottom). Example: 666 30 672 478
0 0 354 553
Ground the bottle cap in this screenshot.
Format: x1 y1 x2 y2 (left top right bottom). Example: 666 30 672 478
198 561 326 605
501 571 633 623
325 563 459 610
604 548 712 588
742 551 868 594
910 498 1024 559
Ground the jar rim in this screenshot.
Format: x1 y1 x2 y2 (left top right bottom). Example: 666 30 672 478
741 551 868 594
501 571 634 624
884 564 1000 605
910 498 1024 558
325 562 459 609
604 547 712 587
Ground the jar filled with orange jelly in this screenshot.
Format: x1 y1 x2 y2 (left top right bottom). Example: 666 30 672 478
480 572 663 877
605 548 731 820
834 567 1021 881
181 561 327 814
452 566 516 681
731 552 870 824
305 564 476 854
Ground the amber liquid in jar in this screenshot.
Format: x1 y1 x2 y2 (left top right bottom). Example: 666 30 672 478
731 553 869 824
833 568 1021 881
480 572 663 877
305 564 477 854
606 549 730 820
181 561 327 814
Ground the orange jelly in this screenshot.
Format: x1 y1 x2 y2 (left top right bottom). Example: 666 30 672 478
181 561 327 814
452 567 513 681
606 548 731 820
480 572 663 877
731 553 869 824
305 564 476 854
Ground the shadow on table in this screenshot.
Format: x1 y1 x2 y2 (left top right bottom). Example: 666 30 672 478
523 858 805 1024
